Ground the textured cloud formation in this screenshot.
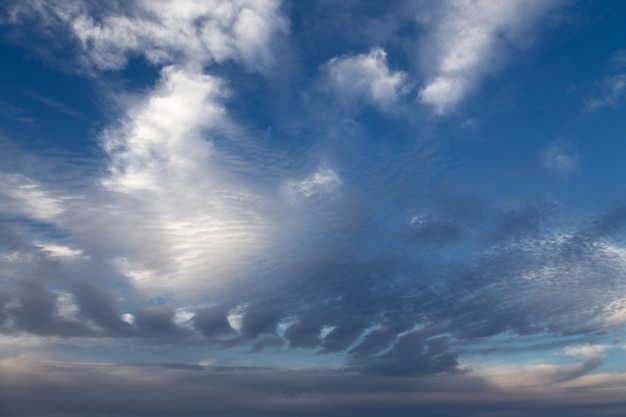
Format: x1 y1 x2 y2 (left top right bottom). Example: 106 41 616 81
419 0 566 114
322 48 408 111
6 0 289 72
100 66 275 300
1 0 626 404
3 158 626 377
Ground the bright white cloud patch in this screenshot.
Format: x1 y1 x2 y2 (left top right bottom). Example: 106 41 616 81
52 291 80 319
9 0 289 72
98 66 273 300
103 66 226 192
323 48 408 111
419 0 566 115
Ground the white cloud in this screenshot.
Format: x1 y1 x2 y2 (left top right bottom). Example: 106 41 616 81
419 0 566 115
0 1 323 307
226 305 246 332
0 173 65 222
92 66 275 301
8 0 289 73
102 66 227 192
174 309 195 327
322 48 408 111
121 313 135 325
0 64 277 303
37 243 86 261
52 290 80 320
563 343 610 358
286 168 341 199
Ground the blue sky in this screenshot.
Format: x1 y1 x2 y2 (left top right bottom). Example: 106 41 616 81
2 1 626 416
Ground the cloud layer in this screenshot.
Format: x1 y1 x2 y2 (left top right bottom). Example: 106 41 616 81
2 1 626 416
7 0 289 72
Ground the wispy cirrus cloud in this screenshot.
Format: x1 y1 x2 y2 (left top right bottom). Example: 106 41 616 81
585 50 626 110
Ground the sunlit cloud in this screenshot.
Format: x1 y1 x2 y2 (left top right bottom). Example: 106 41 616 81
1 1 626 416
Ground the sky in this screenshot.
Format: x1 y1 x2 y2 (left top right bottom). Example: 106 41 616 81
1 1 626 416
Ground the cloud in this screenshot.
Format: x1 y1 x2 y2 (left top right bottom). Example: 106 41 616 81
541 141 578 177
0 172 65 222
24 91 88 120
418 0 566 115
286 168 342 199
72 282 132 335
192 305 236 339
322 48 408 111
584 49 626 110
6 0 290 73
4 145 626 376
350 326 459 377
585 74 626 110
2 358 626 417
133 304 188 337
4 0 626 388
9 280 90 337
484 355 606 388
97 65 275 301
0 100 35 124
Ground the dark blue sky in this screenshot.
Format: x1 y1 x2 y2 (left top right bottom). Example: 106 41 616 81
2 1 626 416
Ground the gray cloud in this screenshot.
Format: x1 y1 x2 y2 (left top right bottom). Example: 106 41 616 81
72 282 132 335
320 321 369 353
9 280 85 336
133 305 188 338
1 197 625 378
0 360 623 417
353 332 459 377
284 317 324 349
193 305 237 339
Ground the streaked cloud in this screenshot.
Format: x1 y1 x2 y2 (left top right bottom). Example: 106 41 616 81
585 74 626 110
418 0 567 114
